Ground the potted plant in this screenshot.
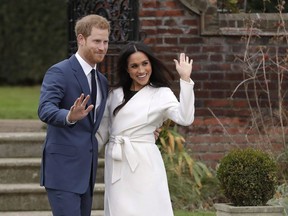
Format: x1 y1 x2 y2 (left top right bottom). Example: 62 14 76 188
214 147 284 215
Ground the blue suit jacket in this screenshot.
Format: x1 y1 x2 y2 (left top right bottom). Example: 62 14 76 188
38 54 108 194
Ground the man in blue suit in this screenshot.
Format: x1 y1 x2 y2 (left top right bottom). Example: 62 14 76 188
38 14 110 216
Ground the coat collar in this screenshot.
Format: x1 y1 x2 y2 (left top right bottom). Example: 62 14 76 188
111 85 157 134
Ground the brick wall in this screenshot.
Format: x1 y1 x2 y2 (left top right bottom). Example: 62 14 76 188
138 0 288 168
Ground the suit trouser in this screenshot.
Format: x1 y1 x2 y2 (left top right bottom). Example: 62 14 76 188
46 183 93 216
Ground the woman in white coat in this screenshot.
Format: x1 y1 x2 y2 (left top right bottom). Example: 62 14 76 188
97 42 195 216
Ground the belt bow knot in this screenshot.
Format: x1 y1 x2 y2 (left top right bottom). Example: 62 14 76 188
111 135 139 183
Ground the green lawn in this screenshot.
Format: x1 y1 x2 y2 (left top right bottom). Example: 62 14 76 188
175 210 215 216
0 86 40 119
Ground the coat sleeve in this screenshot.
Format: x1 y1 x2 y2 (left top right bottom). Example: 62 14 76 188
96 93 111 152
38 66 69 127
163 79 195 126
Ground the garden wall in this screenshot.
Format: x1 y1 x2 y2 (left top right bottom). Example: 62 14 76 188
137 0 288 168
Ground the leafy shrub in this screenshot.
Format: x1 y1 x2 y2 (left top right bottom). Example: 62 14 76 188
157 120 217 210
216 148 278 206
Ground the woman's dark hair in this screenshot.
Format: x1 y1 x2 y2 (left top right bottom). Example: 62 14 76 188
112 42 175 115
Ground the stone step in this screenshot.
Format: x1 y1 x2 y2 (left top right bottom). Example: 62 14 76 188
0 183 105 211
0 158 105 184
0 133 45 158
0 158 40 184
0 131 106 212
0 210 104 216
0 120 45 133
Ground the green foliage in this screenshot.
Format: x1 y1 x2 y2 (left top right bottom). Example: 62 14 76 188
246 0 288 13
0 0 67 85
218 0 288 13
157 120 216 210
174 210 216 216
218 0 241 13
217 148 278 206
268 183 288 215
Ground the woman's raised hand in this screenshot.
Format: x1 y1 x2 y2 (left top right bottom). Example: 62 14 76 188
173 53 193 82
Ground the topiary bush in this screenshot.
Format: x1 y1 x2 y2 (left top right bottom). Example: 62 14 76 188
216 148 278 206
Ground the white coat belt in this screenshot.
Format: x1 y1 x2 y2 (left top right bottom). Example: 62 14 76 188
110 135 155 184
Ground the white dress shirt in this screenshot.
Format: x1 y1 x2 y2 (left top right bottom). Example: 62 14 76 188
75 52 102 120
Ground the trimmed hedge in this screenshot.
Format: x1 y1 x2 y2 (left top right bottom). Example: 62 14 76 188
0 0 67 85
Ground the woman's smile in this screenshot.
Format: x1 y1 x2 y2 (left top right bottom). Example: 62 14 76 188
127 51 152 91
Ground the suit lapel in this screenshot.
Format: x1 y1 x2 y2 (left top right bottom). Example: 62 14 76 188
70 55 91 97
69 55 108 128
91 71 108 132
69 55 94 123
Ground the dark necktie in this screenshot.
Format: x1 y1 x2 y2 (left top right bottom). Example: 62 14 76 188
91 69 97 118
